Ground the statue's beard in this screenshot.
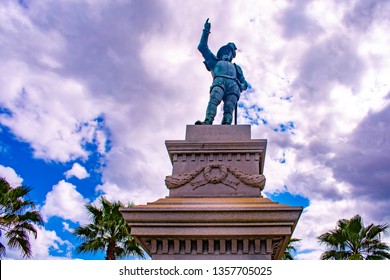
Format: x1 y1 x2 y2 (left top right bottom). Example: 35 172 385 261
222 56 230 61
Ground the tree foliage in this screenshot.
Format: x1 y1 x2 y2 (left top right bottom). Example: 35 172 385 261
0 177 44 259
73 196 144 260
282 238 301 260
318 215 390 260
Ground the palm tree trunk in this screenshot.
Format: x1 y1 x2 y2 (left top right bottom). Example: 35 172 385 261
105 240 116 260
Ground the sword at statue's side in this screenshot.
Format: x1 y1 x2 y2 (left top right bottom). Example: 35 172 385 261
234 103 238 125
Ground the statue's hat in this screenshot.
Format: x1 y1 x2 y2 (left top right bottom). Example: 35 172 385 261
217 42 237 60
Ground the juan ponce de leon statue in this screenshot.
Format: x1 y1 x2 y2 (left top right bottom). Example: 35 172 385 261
195 18 248 125
120 18 302 260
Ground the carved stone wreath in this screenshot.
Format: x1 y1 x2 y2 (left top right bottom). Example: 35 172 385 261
204 164 228 183
192 164 236 190
165 163 265 190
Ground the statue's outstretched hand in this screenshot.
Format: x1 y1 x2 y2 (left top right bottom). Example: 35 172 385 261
204 18 211 32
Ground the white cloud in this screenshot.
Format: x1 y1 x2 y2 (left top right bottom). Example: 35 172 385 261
0 61 103 162
95 144 171 205
0 226 73 260
0 3 108 163
41 180 89 225
296 249 323 260
96 180 165 206
0 165 23 187
62 222 73 233
64 162 89 180
29 226 74 259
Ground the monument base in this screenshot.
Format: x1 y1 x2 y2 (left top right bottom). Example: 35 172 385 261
121 196 301 260
120 125 302 259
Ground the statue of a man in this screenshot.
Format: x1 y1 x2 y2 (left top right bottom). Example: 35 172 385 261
195 19 248 125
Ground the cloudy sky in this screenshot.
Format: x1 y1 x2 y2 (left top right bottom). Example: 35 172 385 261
0 0 389 260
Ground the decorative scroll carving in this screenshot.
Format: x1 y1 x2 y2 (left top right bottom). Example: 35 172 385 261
165 163 266 190
226 165 266 188
165 165 205 189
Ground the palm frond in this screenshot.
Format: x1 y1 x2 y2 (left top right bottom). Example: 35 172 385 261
0 178 43 259
5 228 32 258
318 215 390 260
0 242 6 258
73 195 144 260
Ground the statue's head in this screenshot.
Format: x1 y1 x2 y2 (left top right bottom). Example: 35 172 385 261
217 42 237 61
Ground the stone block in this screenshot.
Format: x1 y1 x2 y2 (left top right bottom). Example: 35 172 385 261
185 125 251 142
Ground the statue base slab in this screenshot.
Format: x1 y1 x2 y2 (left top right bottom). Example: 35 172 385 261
121 196 302 260
120 125 302 259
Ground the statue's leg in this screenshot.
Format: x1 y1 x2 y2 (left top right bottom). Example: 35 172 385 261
203 86 224 124
222 94 238 125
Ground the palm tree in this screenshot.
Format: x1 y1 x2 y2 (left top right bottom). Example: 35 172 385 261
0 177 44 259
73 196 144 260
282 238 301 260
318 214 390 260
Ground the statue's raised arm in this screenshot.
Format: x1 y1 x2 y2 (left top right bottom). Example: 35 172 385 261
195 19 248 125
198 18 215 70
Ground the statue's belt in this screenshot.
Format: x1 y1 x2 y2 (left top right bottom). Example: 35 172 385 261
213 75 241 87
213 74 237 80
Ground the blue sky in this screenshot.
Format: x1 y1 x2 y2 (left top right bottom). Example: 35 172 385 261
1 0 390 260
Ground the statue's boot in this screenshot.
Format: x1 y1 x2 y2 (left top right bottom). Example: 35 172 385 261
195 100 217 125
195 118 213 125
221 113 233 125
195 120 208 125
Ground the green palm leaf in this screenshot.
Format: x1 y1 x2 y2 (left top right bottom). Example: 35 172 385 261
0 178 43 259
282 238 301 260
318 215 389 260
73 196 144 260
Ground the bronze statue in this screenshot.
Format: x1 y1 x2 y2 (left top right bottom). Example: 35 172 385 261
195 19 248 125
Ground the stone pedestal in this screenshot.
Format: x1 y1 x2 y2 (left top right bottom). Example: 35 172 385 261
120 125 302 260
